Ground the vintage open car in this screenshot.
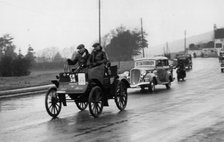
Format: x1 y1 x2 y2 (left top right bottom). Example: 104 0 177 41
176 54 192 70
123 56 174 92
45 63 130 118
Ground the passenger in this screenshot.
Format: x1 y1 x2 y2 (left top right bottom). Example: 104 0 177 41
67 44 90 71
88 43 108 68
88 43 110 107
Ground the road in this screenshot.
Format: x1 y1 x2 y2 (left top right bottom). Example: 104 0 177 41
1 58 224 142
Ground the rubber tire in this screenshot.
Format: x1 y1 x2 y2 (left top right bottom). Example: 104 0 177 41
45 88 62 118
88 86 103 118
115 81 128 111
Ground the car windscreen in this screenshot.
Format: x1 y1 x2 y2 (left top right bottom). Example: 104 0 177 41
135 60 155 67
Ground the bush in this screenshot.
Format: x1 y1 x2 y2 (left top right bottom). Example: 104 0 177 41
0 55 13 76
12 57 31 76
0 55 32 77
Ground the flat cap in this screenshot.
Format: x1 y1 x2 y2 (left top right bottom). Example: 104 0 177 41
92 43 100 48
77 44 85 49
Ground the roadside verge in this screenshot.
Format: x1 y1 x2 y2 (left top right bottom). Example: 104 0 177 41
0 84 54 99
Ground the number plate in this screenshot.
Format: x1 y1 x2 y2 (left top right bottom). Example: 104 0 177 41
78 73 86 85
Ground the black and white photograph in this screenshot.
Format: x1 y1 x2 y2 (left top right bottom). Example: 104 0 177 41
1 0 224 141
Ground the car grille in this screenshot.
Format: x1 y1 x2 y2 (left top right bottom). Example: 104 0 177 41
130 69 141 85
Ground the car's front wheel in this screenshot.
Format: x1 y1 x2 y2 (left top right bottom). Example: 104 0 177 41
45 88 62 118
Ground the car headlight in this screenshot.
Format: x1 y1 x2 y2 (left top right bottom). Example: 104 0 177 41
153 70 157 74
120 71 129 79
140 70 147 76
123 71 129 76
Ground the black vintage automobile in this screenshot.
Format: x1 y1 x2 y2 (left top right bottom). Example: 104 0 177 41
45 64 130 118
176 54 192 70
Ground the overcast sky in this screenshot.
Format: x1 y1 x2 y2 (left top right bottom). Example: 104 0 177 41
0 0 224 55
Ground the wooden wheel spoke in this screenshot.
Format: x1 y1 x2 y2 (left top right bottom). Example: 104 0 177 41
55 106 58 113
96 103 101 112
51 107 54 114
94 104 98 114
49 104 53 110
56 103 60 108
53 107 56 114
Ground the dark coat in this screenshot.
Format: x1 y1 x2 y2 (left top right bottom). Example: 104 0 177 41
88 49 108 67
67 49 90 68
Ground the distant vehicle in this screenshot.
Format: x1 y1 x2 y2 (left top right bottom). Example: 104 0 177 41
45 63 130 118
122 56 174 92
219 50 224 72
220 58 224 73
219 50 224 62
176 64 186 81
176 54 192 70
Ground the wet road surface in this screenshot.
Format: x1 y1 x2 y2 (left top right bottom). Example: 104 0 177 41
1 58 224 142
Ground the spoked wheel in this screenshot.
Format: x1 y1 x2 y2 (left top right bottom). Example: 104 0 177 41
45 88 62 118
75 102 88 111
115 81 128 111
88 86 103 118
148 81 155 92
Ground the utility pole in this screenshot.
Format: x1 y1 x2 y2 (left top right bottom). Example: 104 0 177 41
98 0 101 45
166 42 169 52
184 30 187 53
141 18 145 58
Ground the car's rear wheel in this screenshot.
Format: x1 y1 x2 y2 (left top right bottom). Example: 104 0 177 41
76 102 88 111
88 86 103 118
45 88 62 118
115 81 128 111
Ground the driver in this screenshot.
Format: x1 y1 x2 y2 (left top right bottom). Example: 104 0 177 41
67 44 90 71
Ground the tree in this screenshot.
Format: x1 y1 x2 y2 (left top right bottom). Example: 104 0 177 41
12 54 30 76
0 55 13 76
0 34 16 76
189 43 195 50
0 34 16 58
25 45 35 66
0 34 32 76
53 52 64 63
207 41 214 48
104 26 148 61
